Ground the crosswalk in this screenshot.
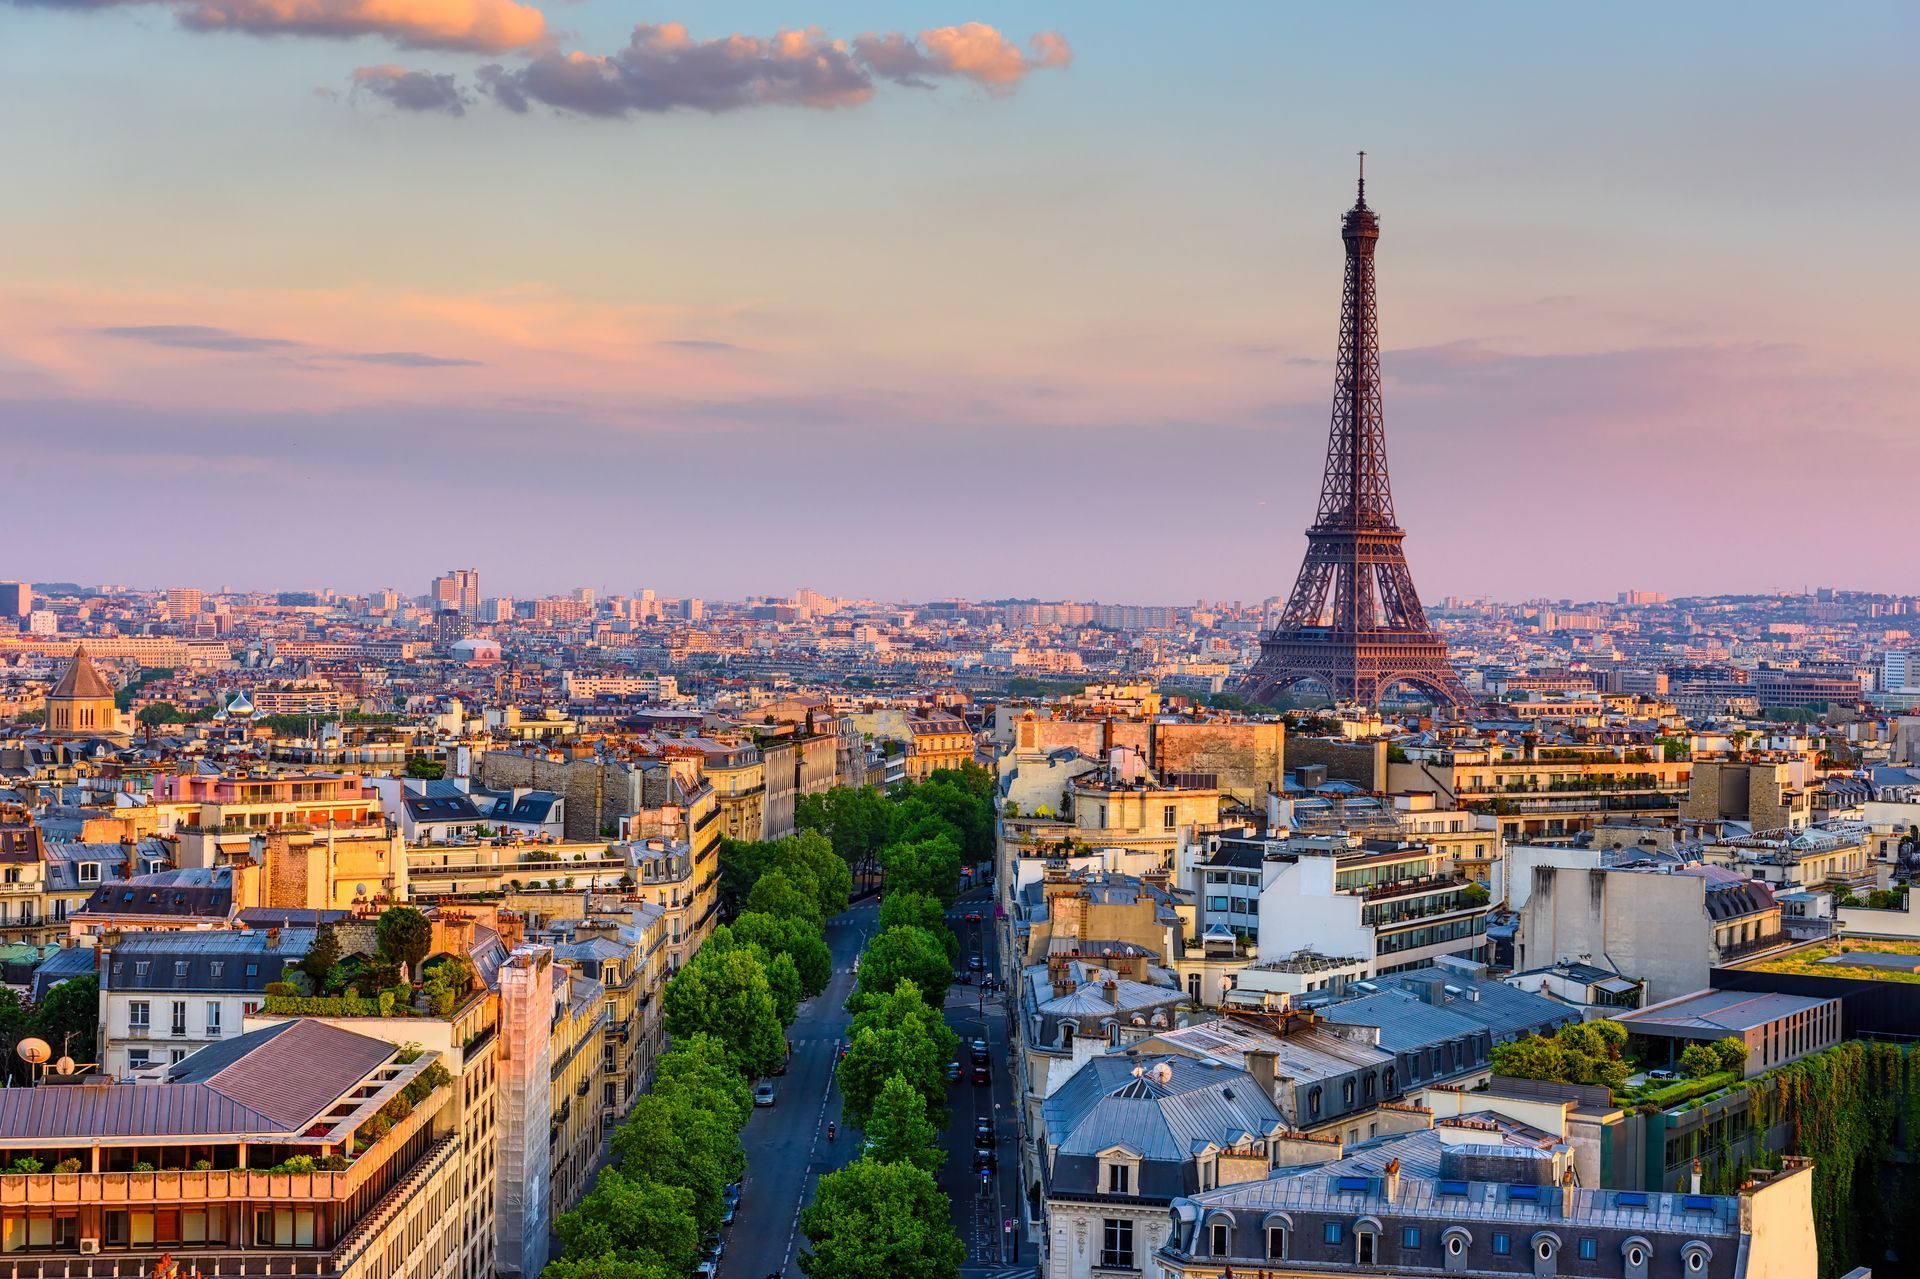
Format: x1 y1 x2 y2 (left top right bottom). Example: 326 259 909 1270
962 1267 1036 1279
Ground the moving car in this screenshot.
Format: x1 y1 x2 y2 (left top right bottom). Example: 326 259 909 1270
967 954 984 971
753 1083 776 1107
972 1147 997 1171
971 1064 990 1086
969 1038 990 1064
945 1060 963 1083
964 911 982 923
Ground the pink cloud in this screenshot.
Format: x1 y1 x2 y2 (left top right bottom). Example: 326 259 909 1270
178 0 545 52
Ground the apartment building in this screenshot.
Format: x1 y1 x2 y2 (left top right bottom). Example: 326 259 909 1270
904 713 973 781
98 928 316 1077
1254 835 1493 977
1389 743 1690 843
538 907 668 1120
0 1017 487 1279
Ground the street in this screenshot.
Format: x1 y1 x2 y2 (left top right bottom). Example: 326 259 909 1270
722 884 1029 1279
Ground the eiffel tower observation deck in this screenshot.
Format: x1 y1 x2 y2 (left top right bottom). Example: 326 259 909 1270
1243 158 1470 711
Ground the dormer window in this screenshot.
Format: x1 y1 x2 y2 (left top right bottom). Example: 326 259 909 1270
78 862 101 883
1107 1164 1129 1194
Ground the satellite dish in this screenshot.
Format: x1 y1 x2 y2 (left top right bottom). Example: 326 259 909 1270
54 1058 75 1076
16 1039 50 1066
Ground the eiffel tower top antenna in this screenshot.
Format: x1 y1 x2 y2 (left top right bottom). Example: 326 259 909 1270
1356 151 1365 208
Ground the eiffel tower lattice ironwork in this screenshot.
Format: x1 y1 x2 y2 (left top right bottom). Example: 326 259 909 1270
1243 158 1470 710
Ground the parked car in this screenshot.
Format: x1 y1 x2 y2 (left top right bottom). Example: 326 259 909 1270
955 969 972 985
974 1115 994 1138
972 1064 991 1086
969 1038 990 1064
964 911 982 923
972 1147 997 1171
945 1060 963 1083
753 1083 777 1107
967 954 984 971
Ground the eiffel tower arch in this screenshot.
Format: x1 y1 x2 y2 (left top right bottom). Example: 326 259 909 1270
1243 159 1471 711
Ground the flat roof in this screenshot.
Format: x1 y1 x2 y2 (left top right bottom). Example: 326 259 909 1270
1618 987 1833 1037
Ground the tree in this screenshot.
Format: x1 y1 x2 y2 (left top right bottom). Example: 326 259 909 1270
32 974 98 1066
777 830 852 917
730 911 833 997
1679 1043 1723 1079
136 702 186 728
404 757 445 780
879 836 963 907
852 926 952 1012
718 838 781 918
863 1073 943 1173
1710 1037 1749 1075
556 1168 699 1275
300 924 342 987
663 948 788 1077
1489 1035 1568 1084
878 892 957 961
376 907 432 979
799 1159 964 1279
1491 1021 1629 1091
540 1255 678 1279
838 982 956 1128
653 1033 753 1130
611 1091 743 1235
747 868 825 928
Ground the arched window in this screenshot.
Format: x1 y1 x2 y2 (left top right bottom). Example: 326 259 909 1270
1384 1066 1397 1093
1307 1087 1321 1118
1343 1079 1355 1107
1363 1074 1376 1101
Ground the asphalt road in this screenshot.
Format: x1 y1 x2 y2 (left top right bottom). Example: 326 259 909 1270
726 897 875 1279
722 884 1031 1279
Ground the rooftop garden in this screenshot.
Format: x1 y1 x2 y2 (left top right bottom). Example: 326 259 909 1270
261 909 480 1017
1489 1019 1749 1110
1742 937 1920 984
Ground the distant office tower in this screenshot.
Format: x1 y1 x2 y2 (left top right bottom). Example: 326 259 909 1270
26 611 57 636
1617 589 1668 606
1243 162 1468 710
0 582 28 620
1884 651 1915 693
481 598 514 623
432 568 480 616
165 587 203 620
571 587 596 606
682 598 704 622
367 587 399 612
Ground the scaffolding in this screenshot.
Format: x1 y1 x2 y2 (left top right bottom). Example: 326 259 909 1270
496 945 556 1279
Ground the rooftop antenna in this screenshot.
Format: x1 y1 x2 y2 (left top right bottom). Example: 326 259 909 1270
1356 150 1366 207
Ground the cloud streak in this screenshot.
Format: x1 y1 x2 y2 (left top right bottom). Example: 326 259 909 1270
12 0 546 53
96 324 299 353
476 21 1070 118
352 64 468 116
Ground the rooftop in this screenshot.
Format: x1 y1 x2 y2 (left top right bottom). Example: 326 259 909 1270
1739 937 1920 984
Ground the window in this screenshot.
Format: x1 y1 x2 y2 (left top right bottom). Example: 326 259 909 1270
1356 1232 1375 1265
1322 1222 1343 1245
1579 1238 1598 1261
133 962 149 980
129 1001 150 1029
1491 1232 1511 1256
209 961 223 979
174 961 188 978
1265 1226 1287 1260
1107 1163 1130 1194
1342 1079 1355 1107
1627 1244 1646 1266
205 1002 222 1036
170 1002 187 1036
78 862 101 883
1100 1218 1134 1270
1209 1222 1229 1256
1401 1227 1420 1249
127 1050 150 1071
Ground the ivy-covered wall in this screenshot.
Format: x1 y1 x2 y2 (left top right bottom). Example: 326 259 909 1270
1701 1040 1920 1279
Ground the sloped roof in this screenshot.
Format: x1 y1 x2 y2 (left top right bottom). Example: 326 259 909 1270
1042 1054 1281 1163
50 648 113 701
166 1018 395 1129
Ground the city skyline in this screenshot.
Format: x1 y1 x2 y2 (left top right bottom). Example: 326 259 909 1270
4 2 1917 601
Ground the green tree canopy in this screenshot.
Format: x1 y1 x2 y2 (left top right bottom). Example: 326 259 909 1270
799 1159 964 1279
877 892 957 961
404 757 445 780
878 836 963 907
611 1091 744 1235
300 924 342 987
718 838 782 918
652 1032 753 1130
540 1255 679 1279
837 983 956 1129
863 1073 943 1173
375 907 432 978
798 787 892 867
852 926 952 1012
1711 1036 1749 1074
556 1168 699 1275
729 910 834 997
1491 1020 1630 1090
778 829 853 917
136 702 186 727
663 947 788 1077
32 975 98 1066
746 868 825 928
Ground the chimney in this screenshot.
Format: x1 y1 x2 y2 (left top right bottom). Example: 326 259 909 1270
1382 1157 1401 1204
1244 1048 1278 1099
1690 1158 1702 1195
1103 979 1119 1007
1560 1166 1576 1216
265 927 280 950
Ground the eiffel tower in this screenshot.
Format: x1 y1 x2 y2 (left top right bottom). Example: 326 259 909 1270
1243 158 1470 710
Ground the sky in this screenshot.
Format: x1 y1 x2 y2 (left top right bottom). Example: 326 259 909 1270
2 2 1916 604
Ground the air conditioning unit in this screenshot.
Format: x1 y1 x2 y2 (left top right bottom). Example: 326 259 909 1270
79 1239 100 1255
